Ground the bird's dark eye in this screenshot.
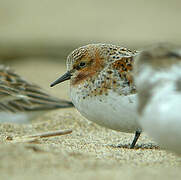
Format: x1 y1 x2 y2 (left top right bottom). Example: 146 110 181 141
79 62 86 67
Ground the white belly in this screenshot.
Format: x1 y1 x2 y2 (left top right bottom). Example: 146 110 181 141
141 89 181 154
71 88 140 133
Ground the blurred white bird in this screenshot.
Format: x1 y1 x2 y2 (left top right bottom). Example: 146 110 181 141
134 44 181 154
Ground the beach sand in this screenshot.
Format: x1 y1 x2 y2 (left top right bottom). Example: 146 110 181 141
0 0 181 179
0 59 181 180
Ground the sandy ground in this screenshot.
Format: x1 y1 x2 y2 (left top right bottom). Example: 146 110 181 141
0 1 181 179
0 58 180 180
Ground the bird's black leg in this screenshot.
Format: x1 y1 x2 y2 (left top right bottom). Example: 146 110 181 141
130 130 141 149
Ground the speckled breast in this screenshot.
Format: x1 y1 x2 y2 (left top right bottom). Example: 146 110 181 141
70 85 140 133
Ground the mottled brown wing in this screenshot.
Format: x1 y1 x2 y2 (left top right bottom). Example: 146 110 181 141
111 56 137 94
0 65 73 113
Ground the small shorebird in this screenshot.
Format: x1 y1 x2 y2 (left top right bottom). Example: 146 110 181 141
134 44 181 154
51 43 142 148
0 65 73 123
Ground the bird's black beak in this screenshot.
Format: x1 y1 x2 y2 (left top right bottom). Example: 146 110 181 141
50 71 72 87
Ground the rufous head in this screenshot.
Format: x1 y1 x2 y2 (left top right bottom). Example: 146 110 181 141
50 43 137 88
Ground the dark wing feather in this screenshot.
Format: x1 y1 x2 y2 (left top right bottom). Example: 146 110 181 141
0 65 73 113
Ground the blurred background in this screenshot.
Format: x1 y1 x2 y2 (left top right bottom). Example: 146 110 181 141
0 0 180 99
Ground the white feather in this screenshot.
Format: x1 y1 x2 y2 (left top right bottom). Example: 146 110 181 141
138 65 181 154
71 88 140 133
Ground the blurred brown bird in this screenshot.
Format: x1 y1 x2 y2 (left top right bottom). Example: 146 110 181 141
0 65 73 123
